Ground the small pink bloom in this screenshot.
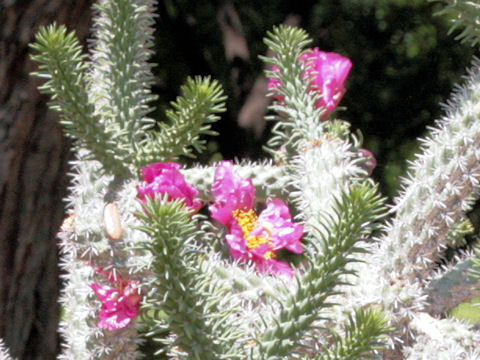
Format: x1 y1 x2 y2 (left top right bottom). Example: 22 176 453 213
137 162 202 212
302 48 352 117
210 161 304 276
268 48 353 120
91 268 142 330
209 161 256 225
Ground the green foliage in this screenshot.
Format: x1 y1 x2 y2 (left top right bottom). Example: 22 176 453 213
433 0 480 46
136 198 244 360
450 296 480 325
89 0 158 157
261 25 325 157
314 308 392 360
138 76 226 165
30 24 129 176
31 21 226 177
257 183 387 359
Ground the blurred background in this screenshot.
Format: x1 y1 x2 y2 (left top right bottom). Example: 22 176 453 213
1 0 478 358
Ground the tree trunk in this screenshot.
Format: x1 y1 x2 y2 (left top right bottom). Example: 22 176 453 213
0 1 92 359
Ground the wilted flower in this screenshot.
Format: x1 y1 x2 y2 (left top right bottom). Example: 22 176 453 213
137 162 202 212
357 148 377 175
209 161 304 276
91 268 142 330
268 47 353 119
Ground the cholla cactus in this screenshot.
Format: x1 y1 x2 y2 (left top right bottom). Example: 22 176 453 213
23 0 480 359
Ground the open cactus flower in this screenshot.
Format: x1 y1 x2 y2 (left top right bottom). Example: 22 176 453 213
210 161 304 277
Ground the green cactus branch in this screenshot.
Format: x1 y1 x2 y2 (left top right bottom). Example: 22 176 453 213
261 25 323 157
89 0 158 154
380 57 480 282
255 183 386 359
433 0 480 46
313 307 392 360
137 76 226 165
136 199 245 360
261 26 367 246
30 24 131 176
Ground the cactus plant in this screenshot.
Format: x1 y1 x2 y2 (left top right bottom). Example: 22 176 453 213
18 0 480 358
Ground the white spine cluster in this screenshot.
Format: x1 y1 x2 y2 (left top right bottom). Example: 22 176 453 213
57 155 146 359
291 137 366 239
0 339 13 360
343 59 480 357
404 313 480 360
89 0 157 147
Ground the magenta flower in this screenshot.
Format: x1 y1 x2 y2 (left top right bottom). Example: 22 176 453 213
209 161 256 225
137 162 202 212
268 48 353 119
91 268 142 330
209 161 304 276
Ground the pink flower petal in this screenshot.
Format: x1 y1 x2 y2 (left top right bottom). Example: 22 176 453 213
209 162 304 277
138 162 202 212
304 48 352 118
141 162 181 183
91 283 118 302
225 221 249 259
209 161 256 225
253 199 304 254
268 48 352 120
91 269 142 331
255 257 294 277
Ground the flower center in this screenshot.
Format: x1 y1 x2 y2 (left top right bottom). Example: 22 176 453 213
232 209 276 259
263 251 275 260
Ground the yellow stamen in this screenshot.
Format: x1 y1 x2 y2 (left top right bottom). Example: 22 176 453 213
232 209 273 251
263 251 276 260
